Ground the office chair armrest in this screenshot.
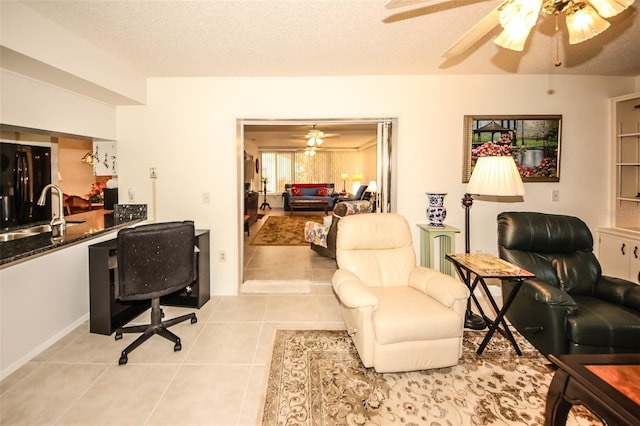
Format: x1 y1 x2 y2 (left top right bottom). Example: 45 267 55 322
409 267 470 309
332 269 379 309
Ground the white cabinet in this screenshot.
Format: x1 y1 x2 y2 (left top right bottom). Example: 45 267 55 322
598 229 640 284
611 93 640 229
598 93 640 285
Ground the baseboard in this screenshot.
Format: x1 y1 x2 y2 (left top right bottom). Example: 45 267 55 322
1 313 89 381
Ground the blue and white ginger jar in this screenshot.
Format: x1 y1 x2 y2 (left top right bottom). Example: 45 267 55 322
426 193 447 227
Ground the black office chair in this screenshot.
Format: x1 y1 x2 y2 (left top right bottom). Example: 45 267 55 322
114 221 198 365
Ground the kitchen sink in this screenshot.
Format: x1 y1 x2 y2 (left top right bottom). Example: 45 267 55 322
0 221 84 242
0 231 40 242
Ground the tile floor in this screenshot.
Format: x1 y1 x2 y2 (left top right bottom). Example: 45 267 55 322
242 208 338 283
1 207 500 426
0 288 345 426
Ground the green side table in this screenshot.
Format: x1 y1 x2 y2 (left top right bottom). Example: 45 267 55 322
417 224 460 277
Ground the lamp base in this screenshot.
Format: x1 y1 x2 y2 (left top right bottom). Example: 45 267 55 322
465 310 486 330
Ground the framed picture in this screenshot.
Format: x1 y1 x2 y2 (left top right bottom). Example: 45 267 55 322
462 115 562 183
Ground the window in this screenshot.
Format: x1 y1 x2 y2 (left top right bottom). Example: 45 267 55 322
260 150 361 194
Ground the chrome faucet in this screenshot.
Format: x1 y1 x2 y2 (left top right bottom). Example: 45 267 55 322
37 184 66 238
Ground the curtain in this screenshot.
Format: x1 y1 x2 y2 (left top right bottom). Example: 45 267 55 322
260 150 360 194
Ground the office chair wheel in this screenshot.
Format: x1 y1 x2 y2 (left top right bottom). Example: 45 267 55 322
115 332 122 340
119 354 128 365
174 339 182 352
191 317 197 324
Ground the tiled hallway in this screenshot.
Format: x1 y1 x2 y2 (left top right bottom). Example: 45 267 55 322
242 208 337 284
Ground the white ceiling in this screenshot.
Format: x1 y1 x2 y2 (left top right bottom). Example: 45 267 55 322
21 0 640 78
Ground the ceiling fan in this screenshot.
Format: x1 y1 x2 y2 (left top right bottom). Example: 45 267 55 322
385 0 635 59
292 124 339 147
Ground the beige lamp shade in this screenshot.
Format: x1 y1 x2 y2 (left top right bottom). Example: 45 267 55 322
341 173 349 180
466 156 525 196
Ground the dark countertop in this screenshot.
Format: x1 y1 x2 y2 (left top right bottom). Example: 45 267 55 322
0 209 145 268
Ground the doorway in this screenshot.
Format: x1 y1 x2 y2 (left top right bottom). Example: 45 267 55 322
238 118 396 286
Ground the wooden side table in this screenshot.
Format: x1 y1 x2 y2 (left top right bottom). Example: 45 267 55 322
417 224 460 277
446 253 534 355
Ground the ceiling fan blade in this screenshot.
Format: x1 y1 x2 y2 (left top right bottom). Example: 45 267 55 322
385 0 442 8
441 6 502 58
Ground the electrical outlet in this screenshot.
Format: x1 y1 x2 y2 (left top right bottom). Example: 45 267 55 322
202 192 210 204
149 167 158 179
552 189 560 202
128 187 135 201
219 251 226 262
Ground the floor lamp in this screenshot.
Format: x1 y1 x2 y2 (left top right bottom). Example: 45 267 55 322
461 156 526 329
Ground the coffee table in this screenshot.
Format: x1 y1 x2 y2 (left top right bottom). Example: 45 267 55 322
546 353 640 425
289 199 330 216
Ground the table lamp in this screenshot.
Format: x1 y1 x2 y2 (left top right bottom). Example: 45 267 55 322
341 173 349 193
461 155 525 329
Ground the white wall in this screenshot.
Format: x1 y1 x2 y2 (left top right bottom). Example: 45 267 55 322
0 231 120 379
0 1 146 105
1 70 118 140
116 75 636 295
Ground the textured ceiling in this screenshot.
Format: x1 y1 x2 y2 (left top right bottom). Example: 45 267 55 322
21 0 640 78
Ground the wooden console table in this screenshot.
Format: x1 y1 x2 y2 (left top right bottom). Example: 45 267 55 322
88 229 210 335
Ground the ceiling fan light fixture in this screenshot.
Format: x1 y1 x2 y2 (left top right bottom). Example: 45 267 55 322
566 2 611 44
587 0 634 18
495 0 542 50
305 127 325 147
494 24 535 50
499 0 543 28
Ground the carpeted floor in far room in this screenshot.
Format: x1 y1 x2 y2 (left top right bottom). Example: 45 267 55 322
262 329 601 426
243 209 336 284
249 215 322 246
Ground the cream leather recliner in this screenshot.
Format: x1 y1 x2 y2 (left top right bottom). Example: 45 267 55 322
332 213 470 373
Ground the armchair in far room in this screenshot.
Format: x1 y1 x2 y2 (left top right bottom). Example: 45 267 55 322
304 200 372 259
64 194 92 215
497 211 640 356
337 184 368 202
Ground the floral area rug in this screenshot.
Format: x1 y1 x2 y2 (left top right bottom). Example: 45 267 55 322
262 330 600 425
250 216 323 246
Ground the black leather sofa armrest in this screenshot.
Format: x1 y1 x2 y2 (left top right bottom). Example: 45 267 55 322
518 278 577 307
595 276 640 311
282 191 291 211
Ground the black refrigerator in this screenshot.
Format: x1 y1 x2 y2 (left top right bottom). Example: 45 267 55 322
0 142 52 229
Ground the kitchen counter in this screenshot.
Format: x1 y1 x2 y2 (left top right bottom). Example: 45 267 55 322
0 206 147 268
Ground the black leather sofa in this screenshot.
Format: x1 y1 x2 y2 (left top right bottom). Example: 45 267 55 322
497 211 640 356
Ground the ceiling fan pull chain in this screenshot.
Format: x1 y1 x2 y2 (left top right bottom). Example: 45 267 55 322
554 14 561 66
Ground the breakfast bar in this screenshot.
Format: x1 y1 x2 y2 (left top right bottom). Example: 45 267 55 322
0 205 148 379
